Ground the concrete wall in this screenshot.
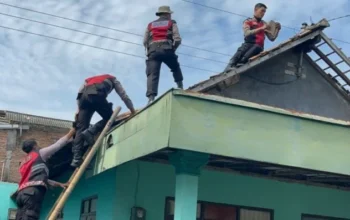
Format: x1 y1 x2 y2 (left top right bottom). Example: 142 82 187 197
116 161 350 220
0 182 18 219
40 161 350 220
40 168 117 220
208 50 350 121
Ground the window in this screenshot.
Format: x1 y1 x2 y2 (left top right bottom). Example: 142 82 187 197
165 199 202 220
240 208 270 220
165 198 272 220
80 196 97 220
302 214 349 220
106 135 113 148
8 209 17 220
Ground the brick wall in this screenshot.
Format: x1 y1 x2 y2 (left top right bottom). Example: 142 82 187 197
0 130 8 181
0 125 69 183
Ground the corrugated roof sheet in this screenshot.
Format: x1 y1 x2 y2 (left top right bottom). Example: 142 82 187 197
0 110 72 129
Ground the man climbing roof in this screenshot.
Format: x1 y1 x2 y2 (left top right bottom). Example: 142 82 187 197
14 128 75 220
71 74 135 167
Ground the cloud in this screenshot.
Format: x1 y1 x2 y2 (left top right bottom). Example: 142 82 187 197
0 0 349 122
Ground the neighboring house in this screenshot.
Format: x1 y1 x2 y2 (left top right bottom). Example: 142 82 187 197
0 110 72 183
4 19 350 220
0 110 71 218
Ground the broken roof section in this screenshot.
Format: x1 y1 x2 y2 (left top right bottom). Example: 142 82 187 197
189 19 350 100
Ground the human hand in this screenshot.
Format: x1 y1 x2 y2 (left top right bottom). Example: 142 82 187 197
59 182 69 189
261 24 268 30
276 22 281 30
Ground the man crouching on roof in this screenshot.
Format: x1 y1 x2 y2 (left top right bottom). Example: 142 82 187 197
13 128 75 220
224 3 281 72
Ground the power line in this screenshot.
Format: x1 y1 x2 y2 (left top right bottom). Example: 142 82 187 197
332 38 350 45
328 14 350 22
0 1 231 57
180 0 298 31
0 25 220 73
0 12 227 64
181 0 350 44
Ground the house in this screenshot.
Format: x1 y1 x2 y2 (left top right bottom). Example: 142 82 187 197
2 18 350 220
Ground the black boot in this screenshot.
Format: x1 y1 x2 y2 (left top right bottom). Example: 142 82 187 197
82 130 95 146
176 81 183 89
70 152 83 167
70 159 83 168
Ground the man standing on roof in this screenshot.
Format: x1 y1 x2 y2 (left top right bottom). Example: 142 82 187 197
143 5 184 104
71 74 136 167
14 128 75 220
224 3 281 72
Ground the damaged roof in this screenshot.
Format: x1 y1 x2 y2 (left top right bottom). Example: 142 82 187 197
188 19 350 97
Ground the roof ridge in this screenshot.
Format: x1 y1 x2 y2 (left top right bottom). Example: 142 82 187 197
0 110 72 122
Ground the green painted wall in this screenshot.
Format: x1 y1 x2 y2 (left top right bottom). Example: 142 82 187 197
0 182 17 219
168 94 350 176
40 168 117 220
40 161 350 220
94 92 173 174
115 161 350 220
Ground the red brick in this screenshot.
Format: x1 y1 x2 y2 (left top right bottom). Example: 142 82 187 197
0 125 69 183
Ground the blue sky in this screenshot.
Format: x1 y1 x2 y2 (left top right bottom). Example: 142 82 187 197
0 0 349 122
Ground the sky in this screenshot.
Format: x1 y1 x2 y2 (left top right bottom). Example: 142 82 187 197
0 0 349 123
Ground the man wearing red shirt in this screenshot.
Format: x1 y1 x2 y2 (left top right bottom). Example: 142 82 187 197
15 128 75 220
224 3 281 72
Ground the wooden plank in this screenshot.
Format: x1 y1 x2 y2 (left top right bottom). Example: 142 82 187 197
314 51 336 62
321 32 350 67
46 107 122 220
312 46 350 86
323 60 344 71
316 41 327 48
305 55 350 102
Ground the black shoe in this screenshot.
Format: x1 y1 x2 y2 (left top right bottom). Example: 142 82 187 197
82 130 95 146
176 81 183 89
70 158 83 168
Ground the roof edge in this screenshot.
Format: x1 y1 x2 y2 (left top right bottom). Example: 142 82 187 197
173 90 350 126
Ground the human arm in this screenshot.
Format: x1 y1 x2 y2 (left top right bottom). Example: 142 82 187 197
47 179 68 189
172 21 182 51
243 19 267 38
143 27 150 48
39 128 76 162
112 78 136 114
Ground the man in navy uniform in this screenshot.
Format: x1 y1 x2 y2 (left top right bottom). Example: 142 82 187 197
143 6 184 103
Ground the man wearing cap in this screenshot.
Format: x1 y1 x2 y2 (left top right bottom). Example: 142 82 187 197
143 5 184 104
14 128 75 219
224 3 281 72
